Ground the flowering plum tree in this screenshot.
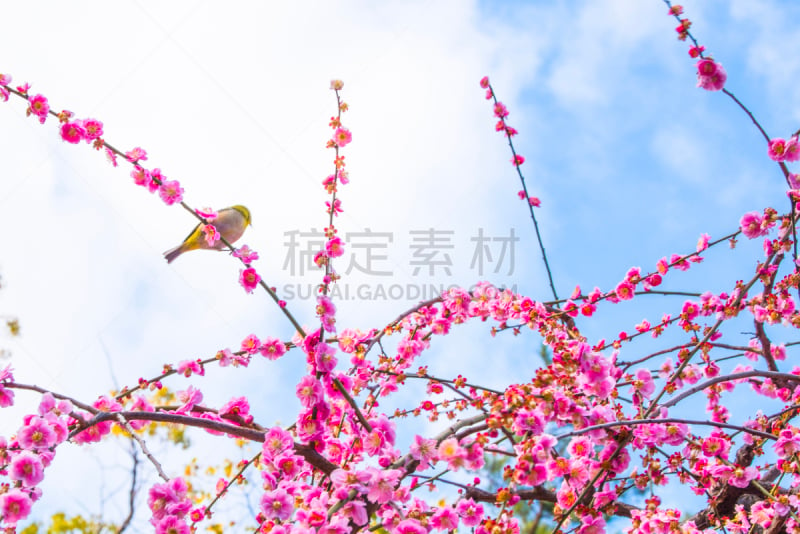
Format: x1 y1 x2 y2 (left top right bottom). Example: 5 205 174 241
2 3 800 533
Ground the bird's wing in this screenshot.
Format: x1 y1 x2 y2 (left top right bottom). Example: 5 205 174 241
180 222 203 244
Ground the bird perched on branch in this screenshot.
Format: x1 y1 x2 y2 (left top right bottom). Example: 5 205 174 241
163 205 252 263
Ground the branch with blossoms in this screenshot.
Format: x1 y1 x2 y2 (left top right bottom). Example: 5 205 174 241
0 76 306 339
480 76 559 302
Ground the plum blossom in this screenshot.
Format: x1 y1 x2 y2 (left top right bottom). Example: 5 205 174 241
260 488 294 521
0 490 32 524
27 94 49 123
9 451 45 487
239 267 261 293
696 58 727 91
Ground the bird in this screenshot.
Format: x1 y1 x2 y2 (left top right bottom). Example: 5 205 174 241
163 205 252 264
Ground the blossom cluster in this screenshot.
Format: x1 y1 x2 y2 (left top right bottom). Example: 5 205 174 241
4 7 800 532
479 76 539 209
0 75 188 208
0 379 72 528
666 4 727 91
313 80 352 305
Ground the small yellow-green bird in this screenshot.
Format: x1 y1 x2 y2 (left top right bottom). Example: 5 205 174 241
163 205 252 263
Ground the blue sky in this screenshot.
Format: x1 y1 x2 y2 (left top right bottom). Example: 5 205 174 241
1 0 799 529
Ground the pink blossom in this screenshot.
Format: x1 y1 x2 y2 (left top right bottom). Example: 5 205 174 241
514 408 544 434
195 207 217 219
80 118 104 140
325 236 344 258
750 501 774 529
670 253 690 271
681 300 700 321
260 488 294 521
149 478 189 521
17 416 57 450
128 395 154 430
656 257 669 275
409 434 438 469
9 451 45 487
239 267 261 293
275 453 304 478
696 233 710 252
455 498 484 527
511 154 525 166
578 514 606 534
696 58 727 91
768 138 788 161
314 343 338 373
202 223 220 245
125 147 148 162
364 429 385 457
92 395 122 412
0 489 32 523
633 423 667 447
701 430 730 459
158 180 184 205
154 516 190 534
633 368 655 398
0 384 14 407
325 197 342 216
366 468 401 504
263 427 294 461
296 375 324 408
260 337 287 360
60 121 85 143
28 94 49 123
215 348 233 366
396 519 426 534
38 392 72 417
233 244 259 263
785 136 800 161
219 396 252 424
740 211 766 239
479 76 490 89
0 73 11 85
240 334 261 354
174 386 203 414
337 328 368 353
341 500 367 525
728 465 759 488
332 127 352 147
148 169 165 192
566 436 594 457
176 359 203 377
316 295 336 319
131 166 154 189
615 280 635 300
493 102 509 118
662 423 689 446
774 428 800 458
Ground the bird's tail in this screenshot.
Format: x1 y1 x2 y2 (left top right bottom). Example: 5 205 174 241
163 245 185 264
